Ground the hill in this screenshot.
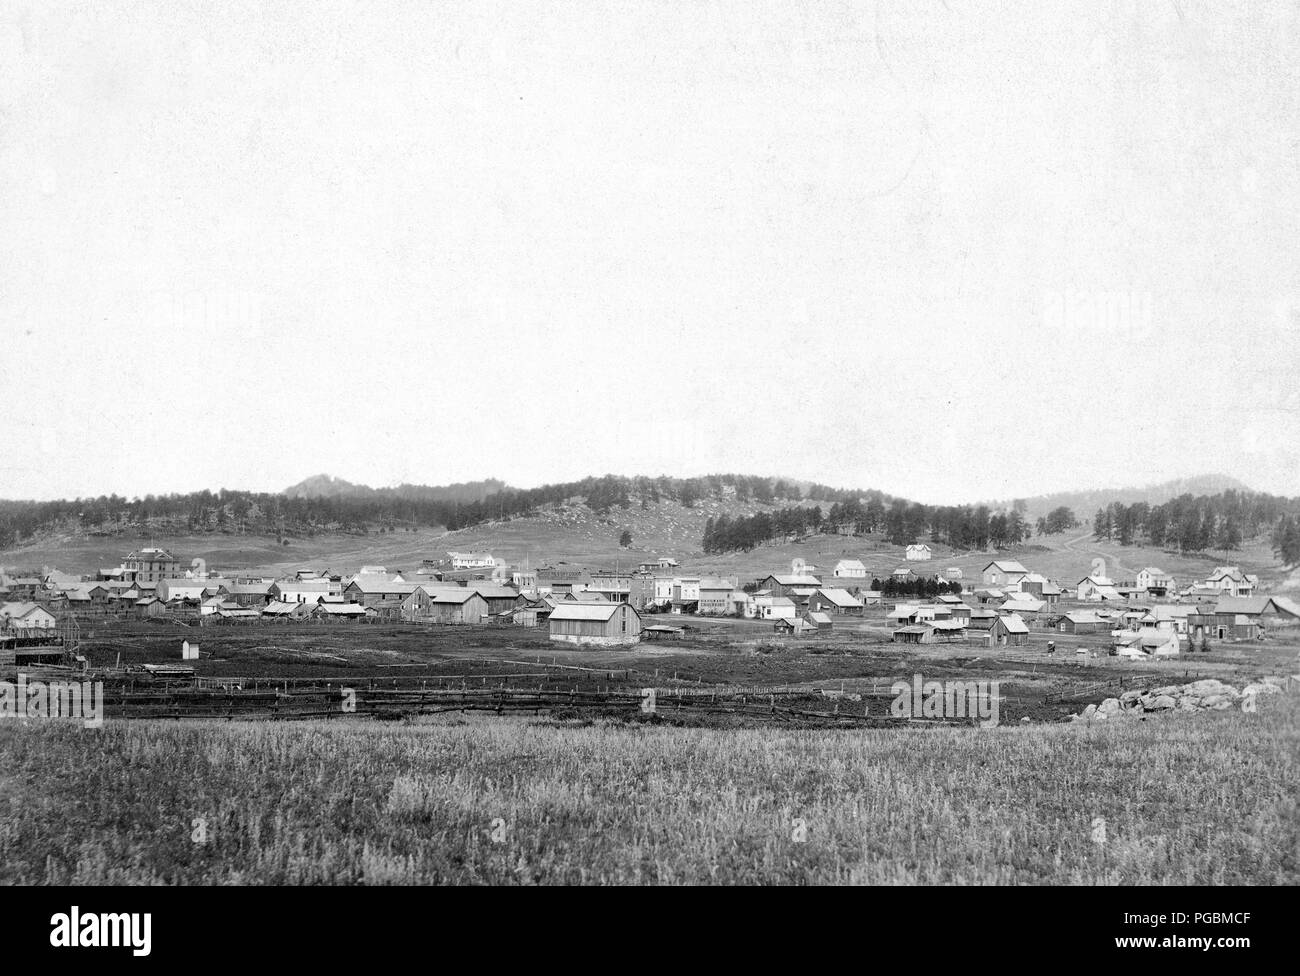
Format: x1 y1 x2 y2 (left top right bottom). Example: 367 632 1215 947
282 474 508 503
990 474 1254 520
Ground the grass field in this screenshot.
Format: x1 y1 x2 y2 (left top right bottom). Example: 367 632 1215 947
2 695 1296 884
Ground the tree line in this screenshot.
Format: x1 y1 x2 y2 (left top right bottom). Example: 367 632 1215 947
1091 489 1300 555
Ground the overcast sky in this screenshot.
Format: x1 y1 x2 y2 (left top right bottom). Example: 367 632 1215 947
2 0 1297 504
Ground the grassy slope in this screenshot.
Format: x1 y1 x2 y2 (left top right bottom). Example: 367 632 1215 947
3 500 1295 590
2 696 1296 884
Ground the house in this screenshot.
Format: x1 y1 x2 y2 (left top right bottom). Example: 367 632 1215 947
588 570 657 610
985 613 1029 647
470 584 528 616
947 602 973 626
804 610 833 631
344 576 425 607
942 567 963 581
833 559 867 578
547 602 642 646
311 602 370 621
0 602 58 631
133 595 167 618
697 579 737 615
535 567 590 598
805 587 865 616
773 617 815 636
3 577 43 601
982 560 1029 588
220 581 274 607
892 620 967 644
261 601 314 620
1199 566 1256 598
638 558 679 572
1134 567 1175 597
1056 611 1109 634
1076 575 1122 602
270 579 333 604
905 544 932 562
757 574 821 598
892 624 934 644
1138 605 1194 636
448 551 496 570
1114 629 1180 657
999 597 1045 618
1203 597 1300 636
661 576 702 613
748 595 797 621
123 548 182 585
891 604 942 626
157 579 220 603
400 586 490 625
1018 573 1061 608
565 591 610 603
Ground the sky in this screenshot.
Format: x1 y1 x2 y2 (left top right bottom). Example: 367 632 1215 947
1 0 1298 505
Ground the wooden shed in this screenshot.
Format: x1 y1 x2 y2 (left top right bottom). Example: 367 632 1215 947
401 586 490 625
548 602 642 646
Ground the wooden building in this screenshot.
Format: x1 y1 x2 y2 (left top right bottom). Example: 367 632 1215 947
400 586 489 625
547 602 642 646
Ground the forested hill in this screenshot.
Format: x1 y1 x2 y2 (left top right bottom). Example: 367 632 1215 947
0 474 892 551
2 474 1298 567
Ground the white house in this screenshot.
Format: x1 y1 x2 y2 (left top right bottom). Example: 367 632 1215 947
747 595 797 621
1134 567 1174 595
982 560 1029 588
1076 575 1122 601
448 552 496 570
833 559 867 578
905 544 932 561
1199 566 1256 598
1115 629 1180 658
156 579 216 602
271 579 334 603
0 602 57 631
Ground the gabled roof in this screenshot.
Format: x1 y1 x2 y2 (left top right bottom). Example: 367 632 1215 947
984 560 1028 574
806 611 833 625
766 574 822 586
1000 613 1029 634
414 585 479 605
1062 611 1104 623
834 559 867 571
0 601 52 619
813 587 864 608
1212 596 1284 616
548 603 627 622
1000 598 1045 613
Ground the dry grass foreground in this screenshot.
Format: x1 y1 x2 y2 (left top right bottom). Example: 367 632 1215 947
1 697 1297 885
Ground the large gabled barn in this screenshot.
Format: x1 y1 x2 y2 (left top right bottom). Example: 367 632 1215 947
548 602 642 646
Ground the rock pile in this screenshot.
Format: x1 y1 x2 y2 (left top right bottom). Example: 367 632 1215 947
1072 675 1294 721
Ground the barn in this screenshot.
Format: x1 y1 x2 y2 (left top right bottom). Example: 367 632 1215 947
401 586 490 625
547 602 642 646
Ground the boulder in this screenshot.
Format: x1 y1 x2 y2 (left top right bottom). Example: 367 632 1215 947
1241 682 1283 698
1147 694 1177 711
1080 703 1097 720
1181 679 1238 699
1201 694 1235 710
1098 698 1122 717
